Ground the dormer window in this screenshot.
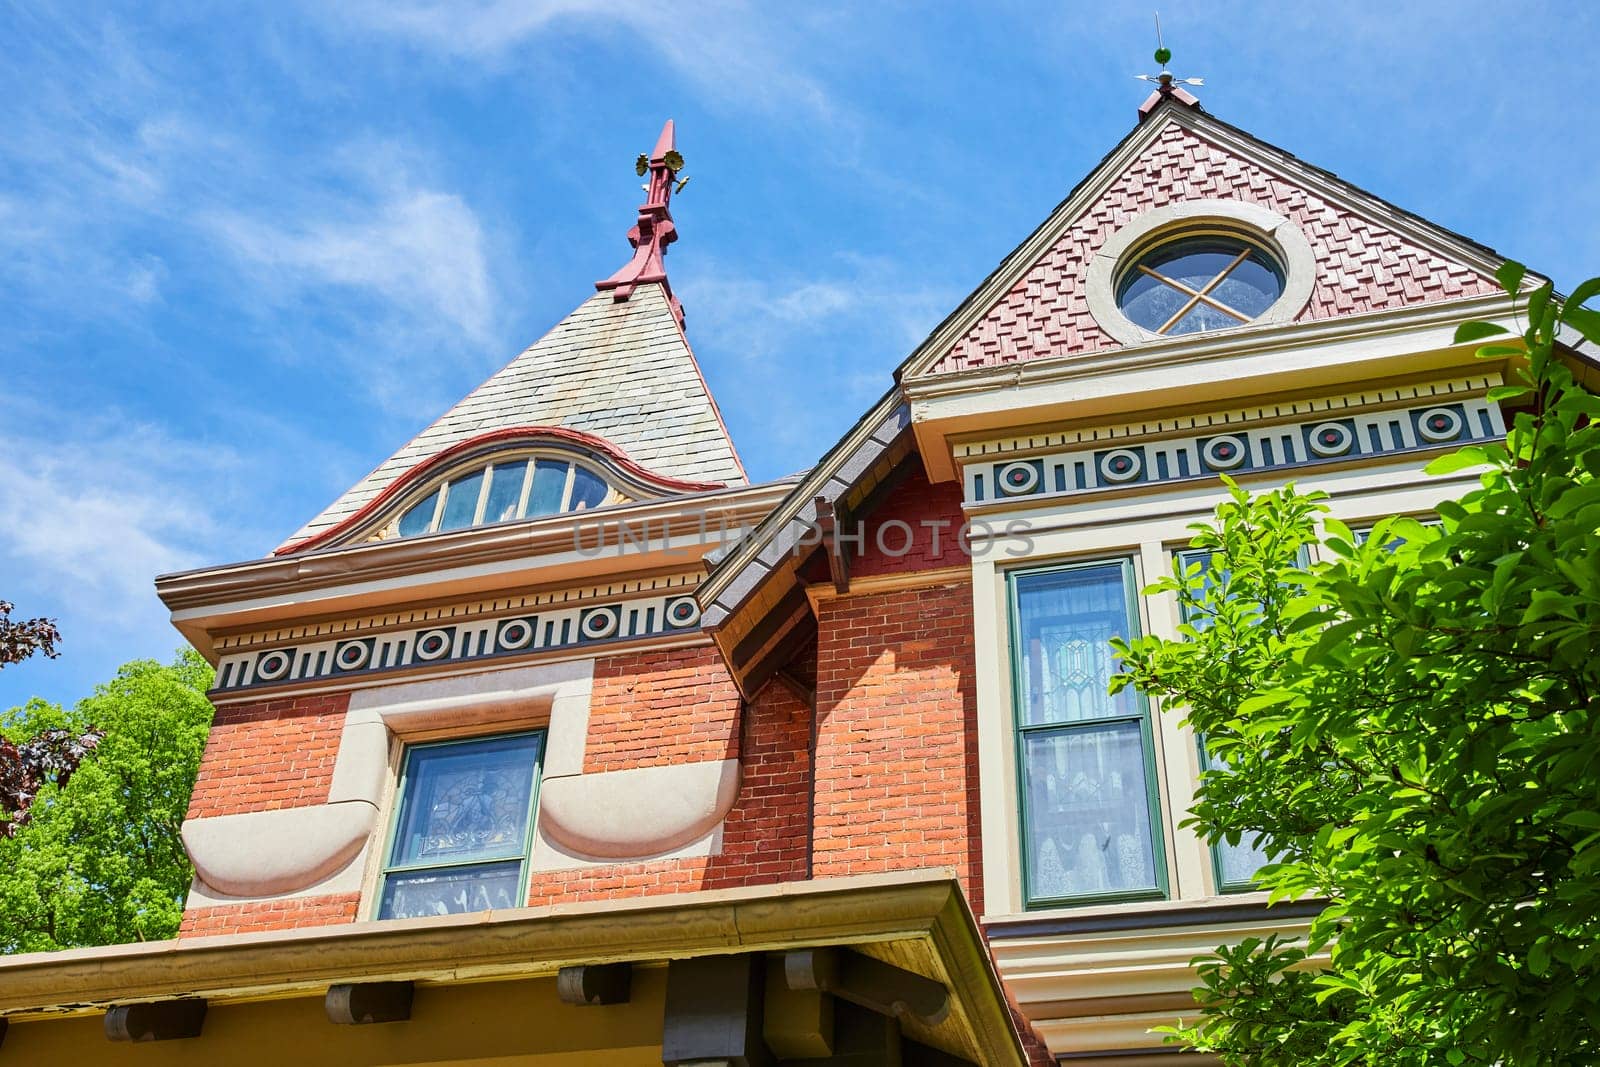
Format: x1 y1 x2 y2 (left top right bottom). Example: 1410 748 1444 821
393 456 624 539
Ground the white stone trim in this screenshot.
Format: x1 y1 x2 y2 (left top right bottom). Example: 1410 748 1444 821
532 758 741 868
182 660 594 904
1084 198 1316 346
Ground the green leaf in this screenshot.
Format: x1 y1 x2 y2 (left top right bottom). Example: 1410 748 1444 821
1563 305 1600 345
1495 260 1527 294
1486 384 1533 402
1562 277 1600 317
1455 320 1509 343
1425 446 1490 475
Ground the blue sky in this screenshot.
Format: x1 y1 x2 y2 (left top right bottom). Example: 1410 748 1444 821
3 1 1597 712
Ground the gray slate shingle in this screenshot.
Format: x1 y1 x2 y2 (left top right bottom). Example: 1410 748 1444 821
286 283 745 545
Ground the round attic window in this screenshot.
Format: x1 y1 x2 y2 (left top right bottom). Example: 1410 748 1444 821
1083 199 1316 346
1115 235 1284 336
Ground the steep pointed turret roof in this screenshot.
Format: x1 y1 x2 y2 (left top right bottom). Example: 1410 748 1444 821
279 123 744 554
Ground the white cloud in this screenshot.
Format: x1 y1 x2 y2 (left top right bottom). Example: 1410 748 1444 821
206 187 495 346
318 0 838 120
0 418 252 628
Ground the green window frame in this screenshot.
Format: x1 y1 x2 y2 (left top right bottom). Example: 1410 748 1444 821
374 730 545 921
1009 557 1168 908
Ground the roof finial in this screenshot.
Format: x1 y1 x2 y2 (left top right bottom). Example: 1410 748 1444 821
596 119 689 326
1135 13 1205 120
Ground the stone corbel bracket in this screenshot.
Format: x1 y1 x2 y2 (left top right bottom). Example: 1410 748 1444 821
182 656 743 904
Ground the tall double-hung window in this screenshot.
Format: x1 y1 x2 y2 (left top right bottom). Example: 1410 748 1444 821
1011 560 1166 906
376 732 545 920
1175 547 1282 892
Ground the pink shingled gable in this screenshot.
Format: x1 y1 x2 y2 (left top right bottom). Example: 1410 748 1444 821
930 122 1499 375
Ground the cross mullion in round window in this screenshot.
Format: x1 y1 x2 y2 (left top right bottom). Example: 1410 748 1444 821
1116 235 1285 337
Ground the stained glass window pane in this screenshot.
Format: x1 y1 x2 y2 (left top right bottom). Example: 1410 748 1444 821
388 734 542 868
481 461 528 525
1023 721 1159 899
377 860 524 920
438 470 487 531
397 488 441 538
569 466 608 511
1015 564 1141 726
526 460 569 517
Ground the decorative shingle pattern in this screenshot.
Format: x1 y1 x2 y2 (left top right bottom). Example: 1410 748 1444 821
287 282 744 546
930 123 1499 374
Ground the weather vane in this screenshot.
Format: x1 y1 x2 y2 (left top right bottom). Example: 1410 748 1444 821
636 149 690 195
1135 14 1204 94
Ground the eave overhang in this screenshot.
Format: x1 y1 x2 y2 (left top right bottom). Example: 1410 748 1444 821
696 393 914 698
0 870 1028 1066
158 479 796 660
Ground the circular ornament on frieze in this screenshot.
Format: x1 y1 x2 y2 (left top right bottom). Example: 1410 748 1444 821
333 641 370 671
998 461 1040 496
415 629 453 661
1417 407 1463 444
497 618 534 651
1200 434 1248 471
580 608 620 640
255 648 293 682
1099 448 1144 483
665 597 702 629
1308 422 1355 458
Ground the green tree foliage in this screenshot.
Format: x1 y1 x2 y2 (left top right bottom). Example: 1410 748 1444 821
0 652 213 952
1113 266 1600 1066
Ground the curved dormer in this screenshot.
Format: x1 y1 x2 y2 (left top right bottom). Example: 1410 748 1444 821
283 426 727 554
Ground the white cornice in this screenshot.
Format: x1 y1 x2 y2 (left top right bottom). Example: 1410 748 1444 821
157 481 793 656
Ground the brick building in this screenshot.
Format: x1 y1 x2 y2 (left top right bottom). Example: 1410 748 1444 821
0 89 1550 1064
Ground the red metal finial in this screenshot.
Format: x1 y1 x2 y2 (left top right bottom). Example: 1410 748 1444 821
596 119 688 325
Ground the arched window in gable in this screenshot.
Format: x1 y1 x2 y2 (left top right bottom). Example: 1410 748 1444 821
389 452 627 540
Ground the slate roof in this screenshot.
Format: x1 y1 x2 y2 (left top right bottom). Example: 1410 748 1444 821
283 281 746 549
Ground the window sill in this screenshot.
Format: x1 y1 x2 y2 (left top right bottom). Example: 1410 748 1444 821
982 890 1325 939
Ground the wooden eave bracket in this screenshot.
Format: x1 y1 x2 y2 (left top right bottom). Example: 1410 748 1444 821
557 963 632 1006
104 998 207 1042
784 947 952 1028
326 981 414 1025
814 496 851 594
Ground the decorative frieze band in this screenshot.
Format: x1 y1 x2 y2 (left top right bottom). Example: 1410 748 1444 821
214 572 701 652
213 591 704 692
965 396 1504 506
953 375 1498 461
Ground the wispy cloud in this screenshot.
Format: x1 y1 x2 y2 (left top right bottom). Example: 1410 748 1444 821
676 257 957 472
316 0 839 121
0 9 503 411
0 415 257 628
206 187 495 347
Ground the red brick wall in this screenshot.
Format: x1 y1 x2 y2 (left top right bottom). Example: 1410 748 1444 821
812 580 984 913
179 893 360 937
584 645 741 773
526 672 811 905
186 691 349 819
852 468 970 579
